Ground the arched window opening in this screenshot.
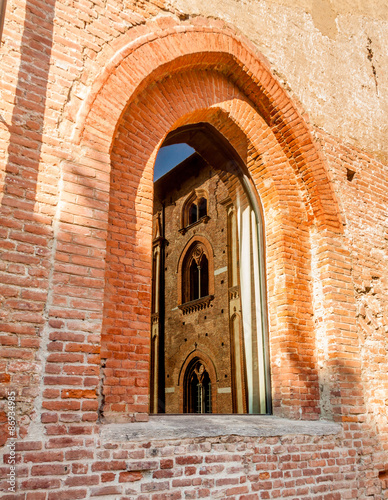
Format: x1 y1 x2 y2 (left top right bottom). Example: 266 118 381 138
151 124 271 415
188 202 198 225
180 189 209 232
198 197 207 219
185 360 212 414
187 250 209 302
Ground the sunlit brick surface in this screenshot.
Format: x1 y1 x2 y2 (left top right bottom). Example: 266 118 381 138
0 2 387 498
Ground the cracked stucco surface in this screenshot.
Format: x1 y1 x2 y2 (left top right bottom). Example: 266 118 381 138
169 0 388 163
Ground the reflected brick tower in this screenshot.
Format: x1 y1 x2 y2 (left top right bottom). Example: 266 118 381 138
151 153 247 414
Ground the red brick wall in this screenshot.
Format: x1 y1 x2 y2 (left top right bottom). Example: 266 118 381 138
319 130 388 454
0 6 387 498
5 433 367 498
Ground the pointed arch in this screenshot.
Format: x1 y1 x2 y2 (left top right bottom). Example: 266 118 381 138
51 16 347 422
72 18 342 232
181 188 209 229
177 236 215 307
178 349 218 414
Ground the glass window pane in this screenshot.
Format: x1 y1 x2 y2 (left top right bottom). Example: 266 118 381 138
200 255 209 297
189 203 197 225
198 197 207 218
190 260 199 301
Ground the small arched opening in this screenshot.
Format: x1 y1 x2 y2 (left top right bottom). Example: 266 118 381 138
184 358 213 414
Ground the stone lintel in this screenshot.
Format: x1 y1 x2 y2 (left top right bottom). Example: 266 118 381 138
101 415 341 442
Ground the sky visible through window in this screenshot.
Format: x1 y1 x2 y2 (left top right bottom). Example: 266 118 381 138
154 143 195 181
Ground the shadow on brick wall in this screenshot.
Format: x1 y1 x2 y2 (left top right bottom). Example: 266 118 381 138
1 0 55 210
0 0 56 444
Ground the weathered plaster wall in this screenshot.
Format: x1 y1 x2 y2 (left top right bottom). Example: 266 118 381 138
171 0 388 162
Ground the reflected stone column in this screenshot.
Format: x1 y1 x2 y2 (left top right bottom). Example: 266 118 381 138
150 213 163 413
227 204 247 413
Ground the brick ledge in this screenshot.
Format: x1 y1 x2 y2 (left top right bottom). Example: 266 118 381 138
100 415 341 442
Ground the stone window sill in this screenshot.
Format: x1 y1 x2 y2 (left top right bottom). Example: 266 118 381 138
178 295 214 314
100 415 341 443
179 215 210 235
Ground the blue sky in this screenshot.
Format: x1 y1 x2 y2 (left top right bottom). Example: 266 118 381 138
154 143 195 181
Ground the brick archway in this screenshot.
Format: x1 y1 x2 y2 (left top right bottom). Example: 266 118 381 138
101 66 324 421
50 19 351 425
74 19 341 233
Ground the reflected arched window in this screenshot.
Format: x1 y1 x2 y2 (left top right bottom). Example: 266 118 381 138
198 197 207 219
182 191 208 230
184 360 212 414
184 244 210 303
189 202 198 225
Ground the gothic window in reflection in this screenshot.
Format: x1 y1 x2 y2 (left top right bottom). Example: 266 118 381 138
151 131 271 415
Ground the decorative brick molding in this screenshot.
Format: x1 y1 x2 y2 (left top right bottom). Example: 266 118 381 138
178 215 210 235
229 286 240 301
178 295 214 315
